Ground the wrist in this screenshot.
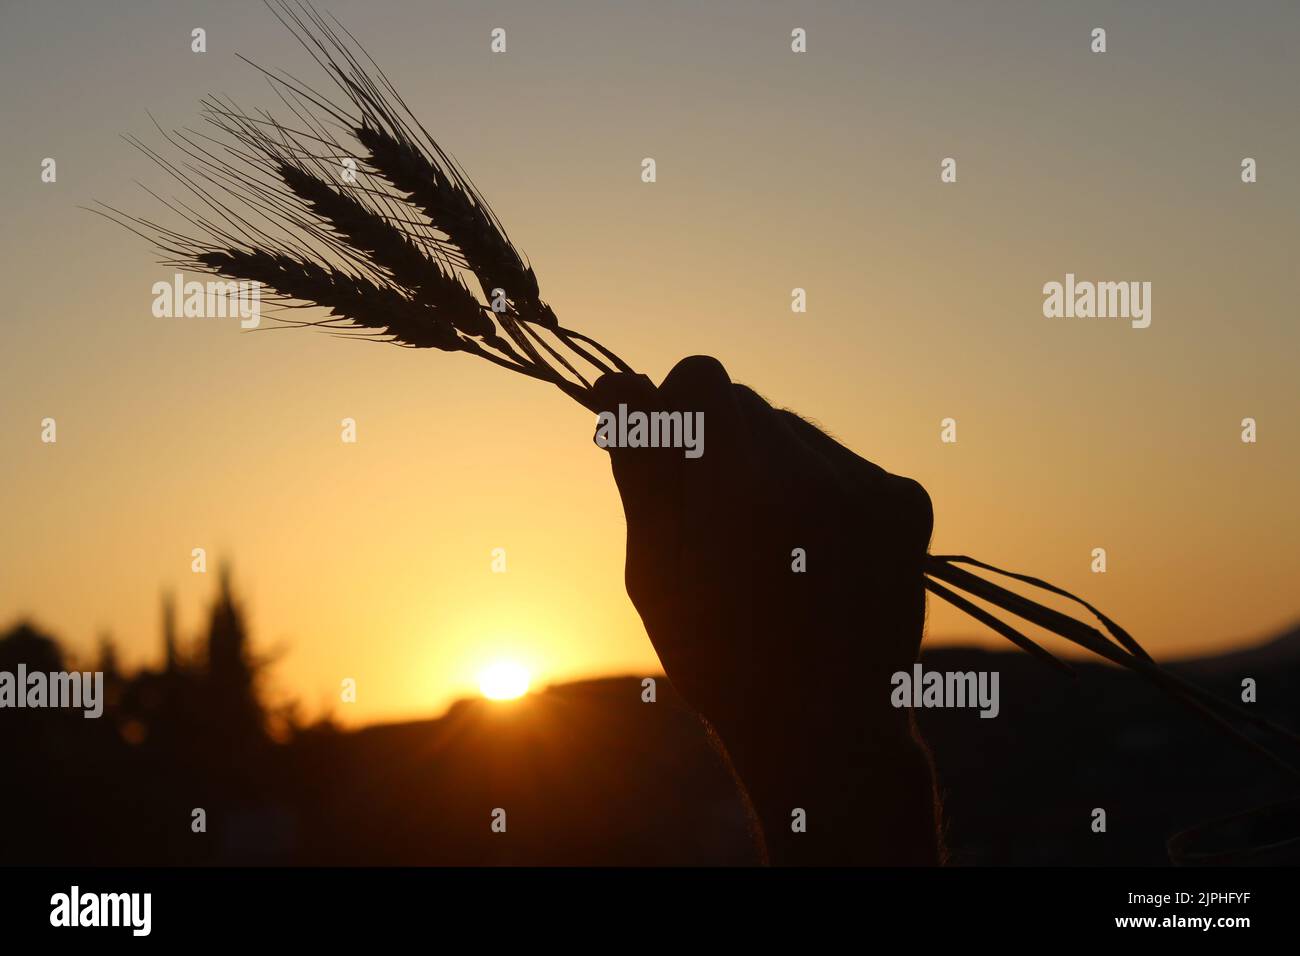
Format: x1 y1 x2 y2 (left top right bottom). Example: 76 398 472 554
708 705 940 866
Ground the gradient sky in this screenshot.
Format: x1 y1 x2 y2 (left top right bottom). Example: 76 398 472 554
2 0 1297 725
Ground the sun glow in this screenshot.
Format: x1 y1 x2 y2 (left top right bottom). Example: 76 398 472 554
478 661 531 701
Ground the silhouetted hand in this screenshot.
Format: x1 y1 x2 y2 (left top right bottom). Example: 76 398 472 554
592 356 942 865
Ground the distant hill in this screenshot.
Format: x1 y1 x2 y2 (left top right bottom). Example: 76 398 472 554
262 626 1300 865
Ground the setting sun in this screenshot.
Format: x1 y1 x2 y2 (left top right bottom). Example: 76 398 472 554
478 661 531 701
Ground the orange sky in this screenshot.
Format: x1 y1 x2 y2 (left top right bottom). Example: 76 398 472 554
2 0 1297 725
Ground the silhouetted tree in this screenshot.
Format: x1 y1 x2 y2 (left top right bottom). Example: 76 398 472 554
204 563 265 745
0 620 65 673
161 591 179 674
95 632 121 681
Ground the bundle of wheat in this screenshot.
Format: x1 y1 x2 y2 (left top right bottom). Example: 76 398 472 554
94 0 1300 778
95 0 627 413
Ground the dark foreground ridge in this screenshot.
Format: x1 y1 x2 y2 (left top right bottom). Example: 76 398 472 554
2 613 1296 866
